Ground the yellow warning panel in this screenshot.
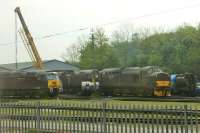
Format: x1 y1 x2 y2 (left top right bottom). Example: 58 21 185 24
156 81 170 87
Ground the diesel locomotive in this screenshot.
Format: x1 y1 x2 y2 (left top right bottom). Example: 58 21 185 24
60 69 99 96
61 66 171 97
0 71 62 97
171 73 196 96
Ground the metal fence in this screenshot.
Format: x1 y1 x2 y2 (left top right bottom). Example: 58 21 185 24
0 101 199 133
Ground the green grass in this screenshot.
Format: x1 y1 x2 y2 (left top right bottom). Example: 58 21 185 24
3 98 200 109
0 99 199 120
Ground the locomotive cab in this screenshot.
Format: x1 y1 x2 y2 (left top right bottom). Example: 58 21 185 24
47 72 63 95
153 72 171 96
142 66 171 96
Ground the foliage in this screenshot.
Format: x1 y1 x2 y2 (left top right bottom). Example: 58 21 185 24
63 24 200 74
78 28 118 69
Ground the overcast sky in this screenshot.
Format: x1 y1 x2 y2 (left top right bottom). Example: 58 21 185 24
1 0 200 64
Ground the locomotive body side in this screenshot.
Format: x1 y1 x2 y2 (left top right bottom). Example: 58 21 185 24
61 70 99 96
0 71 62 97
61 66 171 97
99 68 121 96
0 71 46 97
171 73 196 96
100 66 171 96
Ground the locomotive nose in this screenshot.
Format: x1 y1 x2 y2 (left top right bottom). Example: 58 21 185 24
52 81 57 85
155 72 170 87
48 80 59 88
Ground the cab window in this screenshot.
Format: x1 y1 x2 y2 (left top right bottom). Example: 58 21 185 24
47 74 59 80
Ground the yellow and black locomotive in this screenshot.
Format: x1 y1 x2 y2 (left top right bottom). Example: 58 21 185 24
61 66 171 97
0 71 62 97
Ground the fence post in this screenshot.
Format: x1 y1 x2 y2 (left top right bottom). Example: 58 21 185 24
102 99 108 133
36 101 40 133
0 103 1 133
184 105 188 133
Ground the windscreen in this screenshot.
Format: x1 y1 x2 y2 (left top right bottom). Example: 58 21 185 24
46 73 59 80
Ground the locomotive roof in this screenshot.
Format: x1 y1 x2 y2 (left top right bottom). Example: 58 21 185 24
122 67 141 74
99 68 121 73
141 66 161 71
99 66 161 73
0 70 49 77
0 71 27 77
79 69 98 74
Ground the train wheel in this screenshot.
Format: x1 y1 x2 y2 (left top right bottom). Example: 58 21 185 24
90 90 102 98
103 90 113 97
166 90 171 96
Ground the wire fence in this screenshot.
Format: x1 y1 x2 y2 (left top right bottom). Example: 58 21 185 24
0 101 199 133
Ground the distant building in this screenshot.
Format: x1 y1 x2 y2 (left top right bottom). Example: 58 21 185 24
0 59 79 72
0 66 11 71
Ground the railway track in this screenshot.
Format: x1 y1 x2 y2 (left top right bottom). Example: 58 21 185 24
58 95 200 102
1 94 200 103
113 96 200 102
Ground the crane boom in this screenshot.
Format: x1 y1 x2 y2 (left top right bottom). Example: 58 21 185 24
15 7 43 69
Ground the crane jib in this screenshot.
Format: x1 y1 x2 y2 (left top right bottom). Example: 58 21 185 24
15 7 43 69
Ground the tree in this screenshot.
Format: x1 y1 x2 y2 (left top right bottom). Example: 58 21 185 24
111 27 142 67
62 43 80 65
79 28 118 69
62 24 200 75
